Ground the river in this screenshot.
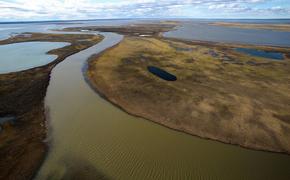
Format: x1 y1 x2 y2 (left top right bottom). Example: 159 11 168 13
35 32 290 180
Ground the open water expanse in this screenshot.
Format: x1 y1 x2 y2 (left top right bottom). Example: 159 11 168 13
0 19 290 180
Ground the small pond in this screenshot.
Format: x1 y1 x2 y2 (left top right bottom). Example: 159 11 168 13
0 41 70 74
235 48 284 60
148 66 177 81
0 116 15 125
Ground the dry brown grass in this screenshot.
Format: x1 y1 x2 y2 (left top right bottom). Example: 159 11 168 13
87 36 290 154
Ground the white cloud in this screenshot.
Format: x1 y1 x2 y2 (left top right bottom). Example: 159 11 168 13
0 0 289 21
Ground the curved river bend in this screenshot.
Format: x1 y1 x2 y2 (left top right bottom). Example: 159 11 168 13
36 33 290 180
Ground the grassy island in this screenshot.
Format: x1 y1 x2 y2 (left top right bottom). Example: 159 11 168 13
86 34 290 154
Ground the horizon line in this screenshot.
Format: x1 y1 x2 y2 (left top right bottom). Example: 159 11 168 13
1 17 290 24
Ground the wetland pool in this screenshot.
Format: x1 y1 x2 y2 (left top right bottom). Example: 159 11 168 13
147 66 177 81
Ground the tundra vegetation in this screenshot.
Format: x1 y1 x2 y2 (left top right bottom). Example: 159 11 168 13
87 36 290 154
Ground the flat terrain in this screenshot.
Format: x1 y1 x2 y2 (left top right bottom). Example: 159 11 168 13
209 22 290 32
0 33 103 179
87 36 290 154
63 21 178 37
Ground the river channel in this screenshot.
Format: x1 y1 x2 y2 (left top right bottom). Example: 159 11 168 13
35 32 290 180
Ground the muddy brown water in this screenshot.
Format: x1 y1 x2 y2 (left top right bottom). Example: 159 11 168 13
36 33 290 180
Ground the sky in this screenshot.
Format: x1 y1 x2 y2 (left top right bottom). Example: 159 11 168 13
0 0 290 21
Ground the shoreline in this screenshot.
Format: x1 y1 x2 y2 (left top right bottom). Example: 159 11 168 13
0 33 103 179
86 63 290 155
85 33 290 155
85 54 290 155
85 71 290 156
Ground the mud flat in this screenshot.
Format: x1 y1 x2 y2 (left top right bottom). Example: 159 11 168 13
87 35 290 154
209 22 290 32
0 33 103 179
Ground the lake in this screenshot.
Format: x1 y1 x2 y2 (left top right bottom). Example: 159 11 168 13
235 48 285 60
0 42 70 74
164 21 290 47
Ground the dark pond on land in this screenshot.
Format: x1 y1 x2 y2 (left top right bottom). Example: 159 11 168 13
148 66 177 81
235 48 284 60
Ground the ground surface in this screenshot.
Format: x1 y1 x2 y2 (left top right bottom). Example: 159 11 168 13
87 36 290 154
63 21 178 37
0 33 103 180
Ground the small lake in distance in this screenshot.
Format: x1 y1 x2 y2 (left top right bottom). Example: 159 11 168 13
235 48 284 60
0 41 70 74
164 21 290 47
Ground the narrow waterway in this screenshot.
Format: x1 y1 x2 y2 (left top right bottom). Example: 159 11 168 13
36 32 290 180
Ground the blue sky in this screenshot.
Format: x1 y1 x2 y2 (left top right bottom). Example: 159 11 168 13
0 0 289 21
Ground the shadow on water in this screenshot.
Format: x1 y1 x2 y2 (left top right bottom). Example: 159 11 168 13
46 156 110 180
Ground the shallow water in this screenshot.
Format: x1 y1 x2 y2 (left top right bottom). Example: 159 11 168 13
235 48 284 60
35 33 290 180
0 42 70 74
0 19 135 40
164 22 290 47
